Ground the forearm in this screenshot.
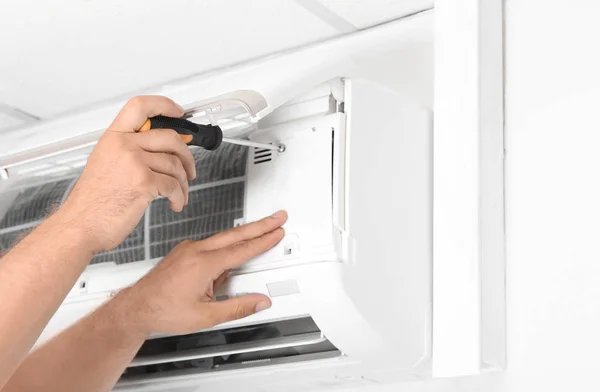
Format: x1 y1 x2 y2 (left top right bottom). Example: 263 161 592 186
2 289 145 392
0 210 94 386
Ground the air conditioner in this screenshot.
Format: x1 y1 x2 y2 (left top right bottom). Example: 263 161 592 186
0 6 505 392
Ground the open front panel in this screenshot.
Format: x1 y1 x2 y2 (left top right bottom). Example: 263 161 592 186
240 113 342 271
183 90 268 136
0 90 267 180
0 95 341 297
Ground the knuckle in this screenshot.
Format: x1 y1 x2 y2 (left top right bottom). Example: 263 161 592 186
164 129 182 144
181 241 200 255
224 225 242 238
233 303 249 320
103 131 127 150
180 239 194 247
236 240 252 252
141 169 154 186
182 149 195 163
126 96 145 109
173 241 192 257
134 169 154 191
176 240 194 252
128 149 145 164
215 268 226 278
167 154 179 166
169 155 185 174
182 240 203 256
167 177 180 194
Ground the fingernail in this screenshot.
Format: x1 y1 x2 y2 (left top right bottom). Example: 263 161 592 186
176 103 185 114
255 301 271 313
271 210 284 218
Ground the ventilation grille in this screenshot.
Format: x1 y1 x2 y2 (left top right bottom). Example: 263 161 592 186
119 317 340 386
0 179 73 230
149 182 245 258
0 179 76 253
91 219 145 265
0 227 29 254
253 147 273 164
0 144 249 263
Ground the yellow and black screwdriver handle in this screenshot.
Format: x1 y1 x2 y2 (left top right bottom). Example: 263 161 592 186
138 115 223 151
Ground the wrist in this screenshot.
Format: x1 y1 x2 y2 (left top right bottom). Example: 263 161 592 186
42 209 97 257
107 288 152 341
92 289 150 350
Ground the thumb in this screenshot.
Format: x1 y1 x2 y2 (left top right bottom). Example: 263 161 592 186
207 294 271 325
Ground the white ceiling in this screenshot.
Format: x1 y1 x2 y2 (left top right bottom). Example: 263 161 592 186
0 0 432 132
318 0 433 28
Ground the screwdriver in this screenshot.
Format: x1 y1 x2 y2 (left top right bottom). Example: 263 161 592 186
138 115 284 152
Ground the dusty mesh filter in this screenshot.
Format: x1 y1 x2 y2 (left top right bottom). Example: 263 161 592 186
92 144 248 264
0 178 73 230
0 179 74 252
0 145 248 265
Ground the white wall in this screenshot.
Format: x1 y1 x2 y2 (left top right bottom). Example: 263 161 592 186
337 0 600 390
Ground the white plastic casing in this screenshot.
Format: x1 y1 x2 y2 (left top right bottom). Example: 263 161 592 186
0 4 506 389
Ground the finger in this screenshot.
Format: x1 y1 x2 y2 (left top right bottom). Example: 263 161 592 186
135 129 196 180
145 152 189 205
208 228 285 272
110 96 184 133
204 294 271 325
213 269 230 290
199 211 288 251
152 171 185 212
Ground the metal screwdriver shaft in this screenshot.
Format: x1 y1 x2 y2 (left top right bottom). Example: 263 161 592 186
222 138 285 153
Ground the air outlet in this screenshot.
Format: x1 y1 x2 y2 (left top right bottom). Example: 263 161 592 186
253 148 272 164
119 317 340 386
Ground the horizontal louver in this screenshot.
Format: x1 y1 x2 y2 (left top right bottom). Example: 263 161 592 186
120 317 340 383
130 332 325 367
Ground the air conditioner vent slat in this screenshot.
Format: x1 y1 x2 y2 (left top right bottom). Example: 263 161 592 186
120 317 341 384
129 332 325 368
253 147 273 165
254 158 272 164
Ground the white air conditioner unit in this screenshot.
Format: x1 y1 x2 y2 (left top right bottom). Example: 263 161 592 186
0 4 505 391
